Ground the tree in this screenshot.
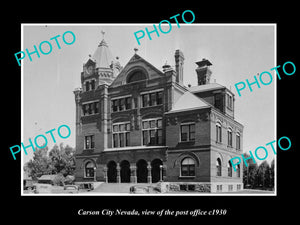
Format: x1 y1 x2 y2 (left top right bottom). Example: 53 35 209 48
24 146 53 180
270 159 275 190
48 143 76 176
243 153 258 189
24 143 76 180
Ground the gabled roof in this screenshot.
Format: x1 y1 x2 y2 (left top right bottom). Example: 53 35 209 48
166 91 211 114
110 53 164 87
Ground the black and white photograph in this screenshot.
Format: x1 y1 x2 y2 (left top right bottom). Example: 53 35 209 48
21 24 276 196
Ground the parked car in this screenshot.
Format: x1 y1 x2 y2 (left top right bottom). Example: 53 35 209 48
63 185 79 194
33 184 53 194
130 186 150 194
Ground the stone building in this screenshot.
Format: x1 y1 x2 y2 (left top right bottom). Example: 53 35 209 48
73 35 244 193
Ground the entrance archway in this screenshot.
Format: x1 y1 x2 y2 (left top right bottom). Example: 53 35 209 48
151 159 163 183
107 161 117 183
120 160 131 183
136 159 148 183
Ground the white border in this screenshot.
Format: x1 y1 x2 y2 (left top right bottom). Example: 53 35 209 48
21 23 277 196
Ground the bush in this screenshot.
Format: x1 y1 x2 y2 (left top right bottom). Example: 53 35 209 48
52 173 65 186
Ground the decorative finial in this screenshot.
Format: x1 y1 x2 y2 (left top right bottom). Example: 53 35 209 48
88 54 91 58
134 47 138 54
101 30 105 39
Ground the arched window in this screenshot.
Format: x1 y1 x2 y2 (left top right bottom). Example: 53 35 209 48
227 128 232 147
216 123 222 143
127 70 147 83
216 158 222 176
181 157 195 177
85 161 95 178
228 161 232 177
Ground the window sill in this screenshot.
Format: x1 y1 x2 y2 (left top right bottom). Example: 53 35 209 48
84 148 95 151
141 104 163 109
179 176 195 179
82 113 100 117
111 108 133 113
179 140 195 144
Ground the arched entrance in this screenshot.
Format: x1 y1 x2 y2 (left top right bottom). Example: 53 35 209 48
136 159 148 183
151 159 163 183
120 160 131 183
107 161 117 183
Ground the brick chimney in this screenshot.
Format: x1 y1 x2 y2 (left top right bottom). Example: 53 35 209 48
175 49 184 84
195 58 212 85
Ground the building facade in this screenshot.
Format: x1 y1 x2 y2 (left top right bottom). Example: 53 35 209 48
73 36 244 192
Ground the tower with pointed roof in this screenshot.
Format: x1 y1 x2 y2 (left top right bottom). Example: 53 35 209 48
82 31 122 87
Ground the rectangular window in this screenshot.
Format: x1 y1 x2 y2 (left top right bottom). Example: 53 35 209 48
180 123 195 142
111 97 132 112
94 102 99 114
112 122 130 148
228 130 232 147
157 92 163 105
91 80 95 90
141 91 163 108
142 94 149 107
125 97 131 110
119 98 125 111
113 134 118 147
150 93 156 106
143 130 149 145
142 118 163 146
236 134 241 150
82 101 100 116
216 124 222 143
84 135 95 150
119 133 124 147
85 81 90 92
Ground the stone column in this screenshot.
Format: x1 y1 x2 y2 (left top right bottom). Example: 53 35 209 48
103 166 108 183
116 163 121 183
147 161 152 184
130 164 137 183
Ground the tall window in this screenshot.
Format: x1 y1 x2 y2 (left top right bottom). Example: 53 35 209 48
141 91 163 107
236 164 240 177
216 123 222 143
180 123 195 142
216 158 222 176
142 118 162 146
181 157 195 177
228 161 232 177
111 97 131 112
112 122 130 148
227 93 233 109
85 161 95 178
236 133 241 150
227 128 232 147
85 135 95 149
82 101 100 116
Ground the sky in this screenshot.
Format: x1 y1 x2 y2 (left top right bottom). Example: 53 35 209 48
22 24 275 165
